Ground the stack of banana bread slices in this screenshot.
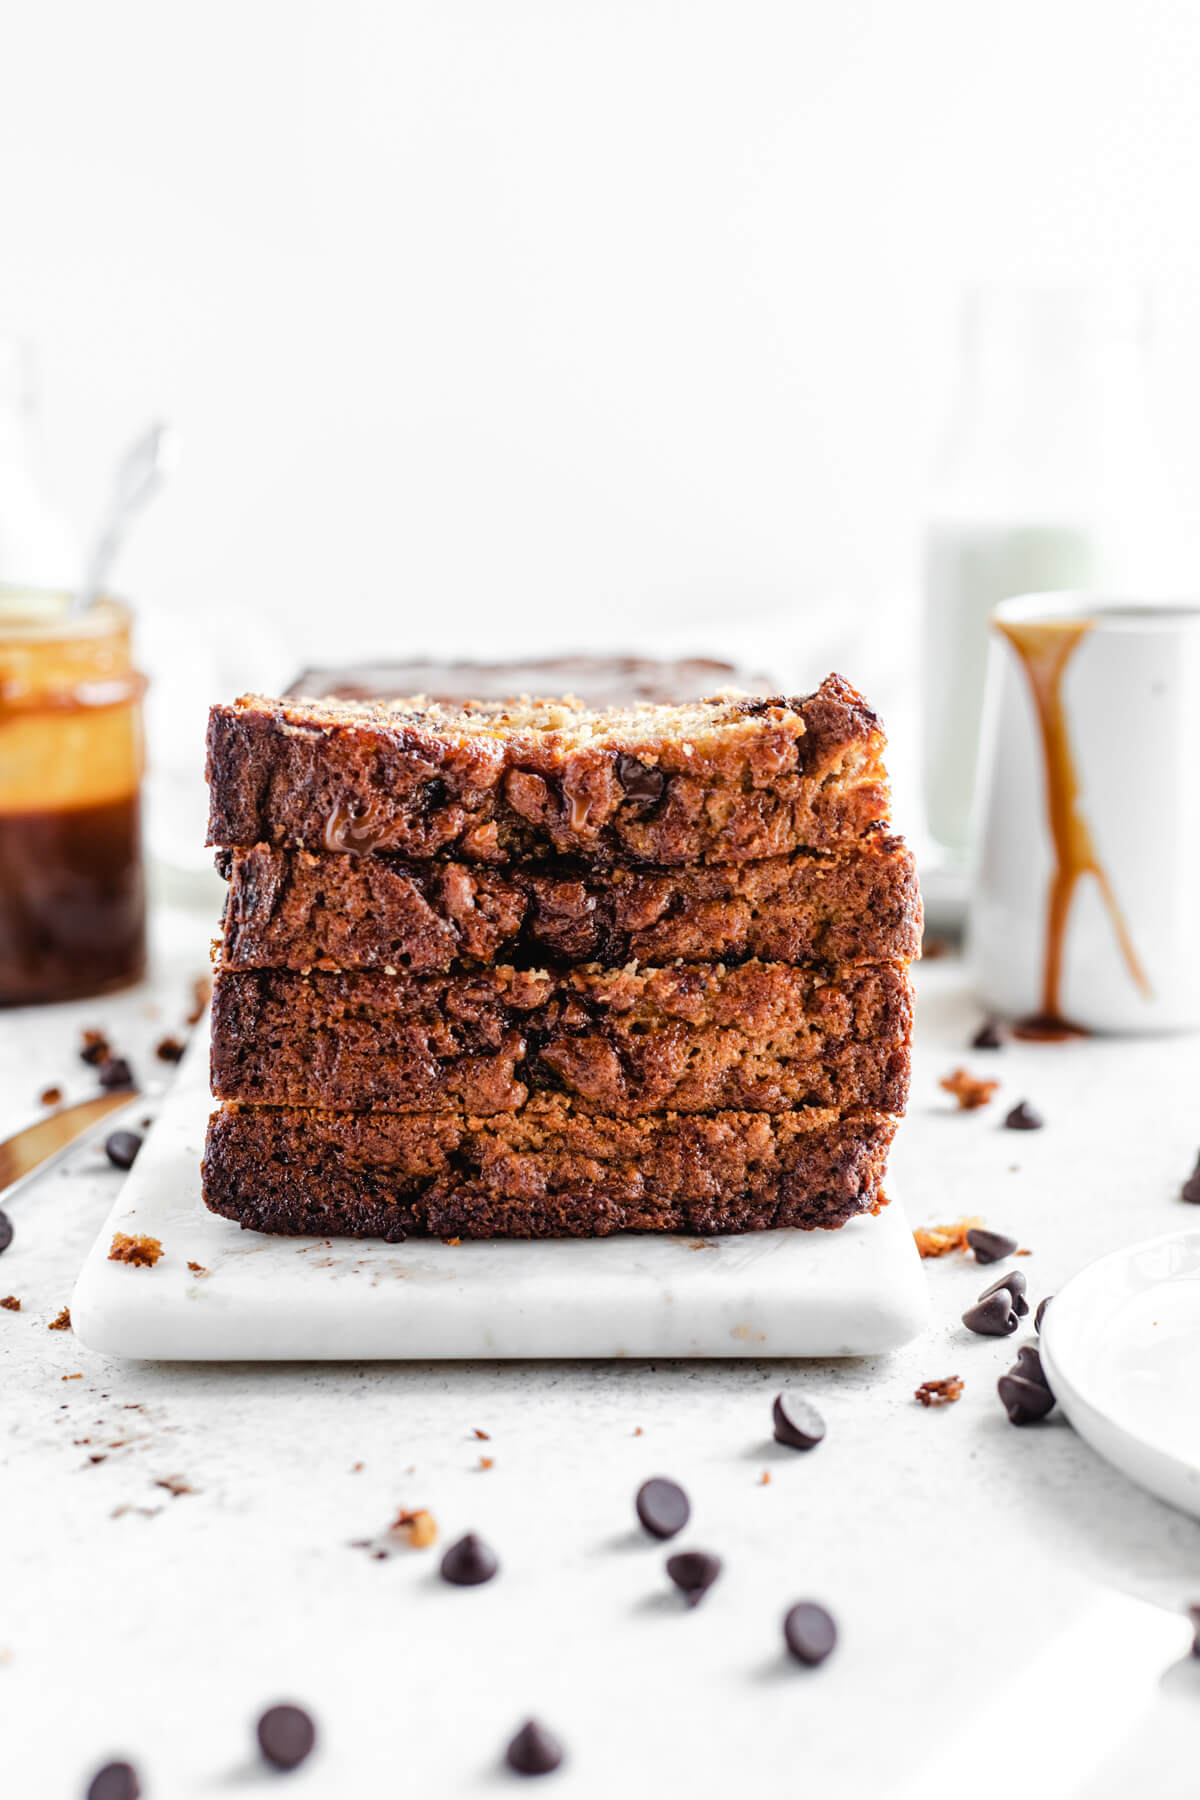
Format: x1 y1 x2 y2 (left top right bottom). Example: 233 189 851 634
201 673 920 1240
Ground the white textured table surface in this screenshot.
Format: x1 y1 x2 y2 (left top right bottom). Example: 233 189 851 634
5 905 1200 1799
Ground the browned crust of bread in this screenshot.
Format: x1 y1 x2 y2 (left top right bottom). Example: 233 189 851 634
205 675 889 864
201 1101 896 1238
217 836 922 974
210 961 913 1118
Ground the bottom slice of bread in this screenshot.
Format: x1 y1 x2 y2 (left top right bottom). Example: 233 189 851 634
202 1100 896 1239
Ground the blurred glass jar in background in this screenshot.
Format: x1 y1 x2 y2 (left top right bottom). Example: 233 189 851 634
0 589 146 1004
921 286 1185 871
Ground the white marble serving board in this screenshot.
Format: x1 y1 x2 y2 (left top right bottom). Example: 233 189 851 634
70 1038 927 1360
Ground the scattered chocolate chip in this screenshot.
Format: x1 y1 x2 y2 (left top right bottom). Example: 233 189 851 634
1035 1296 1052 1333
86 1761 141 1800
1012 1345 1048 1384
962 1291 1021 1337
1004 1100 1043 1131
39 1084 63 1107
635 1477 690 1540
154 1036 186 1064
783 1601 837 1667
997 1341 1056 1424
966 1227 1017 1264
1 1296 19 1311
971 1019 1004 1050
666 1550 722 1606
1181 1154 1200 1204
97 1057 135 1091
914 1376 963 1407
0 1210 11 1255
440 1532 499 1586
615 754 665 804
79 1028 111 1067
979 1269 1029 1316
772 1391 826 1451
256 1703 316 1771
104 1130 143 1171
505 1718 564 1777
997 1372 1056 1425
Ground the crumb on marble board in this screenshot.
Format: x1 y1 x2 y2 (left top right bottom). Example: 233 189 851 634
109 1233 163 1267
47 1306 71 1331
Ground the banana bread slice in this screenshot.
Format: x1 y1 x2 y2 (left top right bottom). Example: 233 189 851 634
210 960 912 1118
202 1100 896 1238
206 675 889 864
216 835 921 975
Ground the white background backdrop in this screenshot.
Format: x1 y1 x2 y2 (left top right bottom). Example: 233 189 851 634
6 0 1200 724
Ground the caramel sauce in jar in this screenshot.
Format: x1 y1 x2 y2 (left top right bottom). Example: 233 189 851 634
0 591 146 1004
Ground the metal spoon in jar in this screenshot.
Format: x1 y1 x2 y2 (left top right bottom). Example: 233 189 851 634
76 420 180 613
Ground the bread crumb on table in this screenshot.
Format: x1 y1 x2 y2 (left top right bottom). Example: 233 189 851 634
391 1507 438 1548
915 1377 964 1407
939 1067 999 1111
913 1217 983 1259
109 1233 163 1267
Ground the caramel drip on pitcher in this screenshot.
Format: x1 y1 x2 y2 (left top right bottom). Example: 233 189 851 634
996 617 1151 1035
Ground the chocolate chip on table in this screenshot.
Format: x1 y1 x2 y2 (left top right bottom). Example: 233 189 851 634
961 1291 1021 1337
256 1703 316 1771
966 1227 1017 1264
40 1084 63 1107
635 1477 690 1540
979 1269 1029 1317
1181 1154 1200 1203
440 1532 499 1586
104 1131 143 1172
86 1762 141 1800
615 754 665 804
997 1342 1055 1424
1034 1296 1052 1333
783 1601 838 1667
0 1210 11 1255
1012 1345 1047 1384
772 1391 826 1451
97 1057 135 1091
79 1028 111 1067
154 1035 186 1063
997 1348 1057 1424
971 1019 1004 1050
1004 1100 1043 1131
666 1550 722 1607
505 1718 565 1777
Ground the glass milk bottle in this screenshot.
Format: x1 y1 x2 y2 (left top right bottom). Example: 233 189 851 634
921 286 1183 865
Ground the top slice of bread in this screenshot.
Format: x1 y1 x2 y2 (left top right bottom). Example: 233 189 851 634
206 673 890 866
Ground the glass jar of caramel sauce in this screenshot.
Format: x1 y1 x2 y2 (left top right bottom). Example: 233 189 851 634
0 588 146 1004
